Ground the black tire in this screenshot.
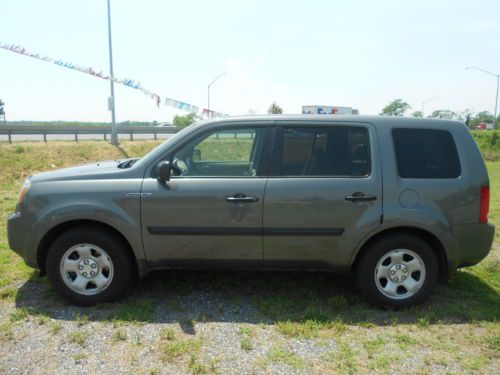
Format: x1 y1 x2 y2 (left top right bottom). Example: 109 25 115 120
355 234 439 309
46 225 135 306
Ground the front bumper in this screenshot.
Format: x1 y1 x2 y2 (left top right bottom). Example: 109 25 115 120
7 211 38 268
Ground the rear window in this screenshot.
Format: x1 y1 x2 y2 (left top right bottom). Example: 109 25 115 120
392 128 461 178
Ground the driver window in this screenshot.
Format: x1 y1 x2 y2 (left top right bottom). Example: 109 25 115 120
172 128 266 177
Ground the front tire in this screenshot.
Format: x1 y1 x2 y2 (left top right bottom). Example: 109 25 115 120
355 234 438 309
46 226 135 306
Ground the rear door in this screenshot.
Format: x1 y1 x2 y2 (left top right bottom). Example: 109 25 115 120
263 121 382 269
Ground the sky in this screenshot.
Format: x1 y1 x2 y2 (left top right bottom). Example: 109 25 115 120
1 0 499 122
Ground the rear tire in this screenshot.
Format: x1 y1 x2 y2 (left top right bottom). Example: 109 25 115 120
46 226 135 306
355 234 438 309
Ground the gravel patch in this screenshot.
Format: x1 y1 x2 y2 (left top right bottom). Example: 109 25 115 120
0 270 498 374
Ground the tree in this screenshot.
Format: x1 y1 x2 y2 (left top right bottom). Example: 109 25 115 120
173 113 197 128
411 111 423 118
429 109 457 120
0 99 5 125
379 99 410 116
268 102 283 114
469 111 495 129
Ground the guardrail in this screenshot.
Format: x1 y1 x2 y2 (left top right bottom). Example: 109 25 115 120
0 125 180 143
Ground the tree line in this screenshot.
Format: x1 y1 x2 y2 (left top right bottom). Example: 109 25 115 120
380 98 498 129
1 97 496 129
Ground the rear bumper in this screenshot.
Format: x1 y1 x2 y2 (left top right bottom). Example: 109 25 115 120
453 222 495 269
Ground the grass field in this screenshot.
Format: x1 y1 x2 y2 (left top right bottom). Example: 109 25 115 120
0 140 498 374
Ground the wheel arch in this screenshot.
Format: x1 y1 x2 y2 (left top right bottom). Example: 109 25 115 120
36 219 146 279
351 226 449 280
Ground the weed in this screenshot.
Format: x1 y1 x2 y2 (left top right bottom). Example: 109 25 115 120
160 339 203 362
239 324 254 350
14 145 25 154
189 355 208 374
268 345 304 369
75 313 89 327
240 337 253 351
73 352 86 363
363 337 386 358
9 308 29 322
160 327 176 341
323 340 358 374
112 328 127 342
68 331 86 347
394 334 417 350
114 298 154 323
50 321 63 335
461 354 490 370
0 321 14 342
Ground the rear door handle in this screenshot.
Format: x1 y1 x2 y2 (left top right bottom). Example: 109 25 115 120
225 194 259 203
345 193 377 202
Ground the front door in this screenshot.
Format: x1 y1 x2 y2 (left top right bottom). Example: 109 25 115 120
141 125 270 267
263 122 382 270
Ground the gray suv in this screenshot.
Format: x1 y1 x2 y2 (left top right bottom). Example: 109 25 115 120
7 115 494 308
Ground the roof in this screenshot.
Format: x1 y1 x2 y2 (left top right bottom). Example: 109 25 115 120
194 114 465 128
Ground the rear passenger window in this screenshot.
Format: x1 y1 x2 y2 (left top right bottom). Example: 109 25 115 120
393 129 461 178
279 127 370 177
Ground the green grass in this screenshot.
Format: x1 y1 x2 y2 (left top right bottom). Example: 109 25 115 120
472 130 500 161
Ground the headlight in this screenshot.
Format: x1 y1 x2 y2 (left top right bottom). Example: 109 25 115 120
17 178 31 209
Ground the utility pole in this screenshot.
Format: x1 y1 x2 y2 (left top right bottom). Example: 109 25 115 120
107 0 118 145
421 96 439 117
207 72 226 112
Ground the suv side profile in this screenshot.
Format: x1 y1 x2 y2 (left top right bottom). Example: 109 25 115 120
7 115 494 308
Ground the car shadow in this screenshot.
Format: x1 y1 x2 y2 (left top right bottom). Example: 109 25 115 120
15 268 499 335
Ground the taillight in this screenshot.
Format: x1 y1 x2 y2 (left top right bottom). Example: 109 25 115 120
480 186 490 223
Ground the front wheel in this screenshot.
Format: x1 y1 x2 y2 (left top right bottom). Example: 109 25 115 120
46 226 135 306
355 234 439 308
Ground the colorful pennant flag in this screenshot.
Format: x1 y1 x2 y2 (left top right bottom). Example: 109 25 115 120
0 42 228 118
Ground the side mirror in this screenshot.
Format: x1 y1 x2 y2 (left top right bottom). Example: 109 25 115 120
193 148 201 161
156 160 172 182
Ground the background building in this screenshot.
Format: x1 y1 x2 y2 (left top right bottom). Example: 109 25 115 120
302 105 359 115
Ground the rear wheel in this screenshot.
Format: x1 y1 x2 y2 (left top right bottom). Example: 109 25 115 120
46 226 135 306
355 234 438 308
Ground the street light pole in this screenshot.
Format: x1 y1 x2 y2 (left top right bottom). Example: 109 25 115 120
466 66 499 129
106 0 118 145
421 96 439 117
207 72 226 112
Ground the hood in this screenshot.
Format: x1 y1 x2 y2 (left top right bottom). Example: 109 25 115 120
30 159 132 182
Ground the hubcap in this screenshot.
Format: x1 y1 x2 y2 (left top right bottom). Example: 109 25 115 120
59 244 114 296
374 249 426 300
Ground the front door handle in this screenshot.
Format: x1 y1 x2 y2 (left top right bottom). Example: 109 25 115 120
345 192 377 202
225 194 259 203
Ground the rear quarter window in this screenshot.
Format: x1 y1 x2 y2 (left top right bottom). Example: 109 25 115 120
392 128 461 178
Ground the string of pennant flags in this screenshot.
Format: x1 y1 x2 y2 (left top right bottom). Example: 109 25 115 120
0 42 227 118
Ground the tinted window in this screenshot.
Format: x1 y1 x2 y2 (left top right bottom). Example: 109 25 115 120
393 129 461 178
279 127 370 176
